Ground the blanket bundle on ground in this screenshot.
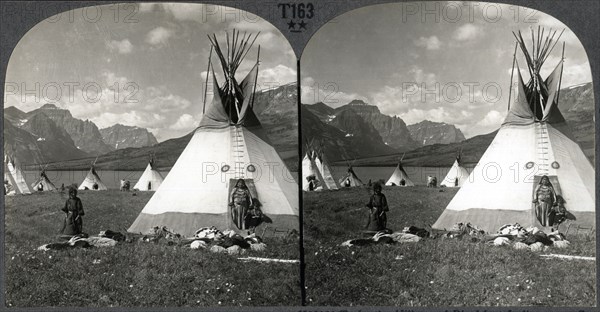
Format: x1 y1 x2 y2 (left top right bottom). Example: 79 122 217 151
488 224 570 251
140 226 182 243
437 223 486 242
401 226 430 238
38 231 121 251
189 227 266 255
341 231 421 247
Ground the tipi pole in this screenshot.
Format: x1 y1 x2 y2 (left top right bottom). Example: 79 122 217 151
555 42 566 107
507 42 518 111
203 45 213 114
250 45 261 109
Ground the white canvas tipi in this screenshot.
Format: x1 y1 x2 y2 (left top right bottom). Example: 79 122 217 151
134 158 164 191
440 154 469 187
433 28 595 233
31 167 57 192
128 31 298 236
314 145 339 190
338 165 363 187
4 154 32 195
386 160 414 186
78 164 108 190
302 150 324 191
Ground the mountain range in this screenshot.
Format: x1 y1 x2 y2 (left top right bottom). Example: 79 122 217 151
100 124 158 150
35 83 299 171
301 99 466 161
3 103 159 165
4 81 593 170
348 82 595 167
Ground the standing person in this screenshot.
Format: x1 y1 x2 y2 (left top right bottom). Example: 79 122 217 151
533 175 557 226
365 183 389 231
229 179 253 230
61 187 85 235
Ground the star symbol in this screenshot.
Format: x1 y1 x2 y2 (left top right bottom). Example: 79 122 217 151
298 20 307 30
287 19 296 30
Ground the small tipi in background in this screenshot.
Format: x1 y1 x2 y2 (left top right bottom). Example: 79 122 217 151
128 30 298 237
134 155 164 191
302 140 338 191
385 154 414 186
31 165 57 192
4 154 32 195
433 28 595 233
440 152 469 187
78 161 108 190
338 164 363 187
302 148 324 191
314 143 339 190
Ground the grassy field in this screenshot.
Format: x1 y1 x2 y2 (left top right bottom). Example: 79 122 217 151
303 186 596 307
4 190 300 308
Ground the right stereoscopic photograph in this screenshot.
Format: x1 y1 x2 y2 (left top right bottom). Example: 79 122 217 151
300 2 595 307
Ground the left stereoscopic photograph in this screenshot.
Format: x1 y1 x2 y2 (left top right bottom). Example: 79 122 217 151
3 3 299 307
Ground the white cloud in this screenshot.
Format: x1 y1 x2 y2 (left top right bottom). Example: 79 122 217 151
102 71 130 87
556 61 592 88
160 3 204 21
414 36 441 50
458 109 506 137
257 64 296 87
301 76 367 106
230 18 279 33
408 66 437 84
477 110 504 127
138 3 156 12
400 107 472 125
141 87 192 113
106 39 133 54
453 24 482 41
170 113 197 131
146 27 175 46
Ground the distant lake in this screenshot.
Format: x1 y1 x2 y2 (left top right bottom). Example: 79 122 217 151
24 170 299 190
24 167 468 189
331 166 475 185
24 170 170 190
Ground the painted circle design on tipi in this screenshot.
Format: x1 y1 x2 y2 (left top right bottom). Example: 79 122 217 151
221 165 230 172
247 165 256 172
551 161 560 169
525 161 535 169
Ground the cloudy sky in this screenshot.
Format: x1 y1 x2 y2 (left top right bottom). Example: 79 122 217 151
301 1 593 138
5 3 296 141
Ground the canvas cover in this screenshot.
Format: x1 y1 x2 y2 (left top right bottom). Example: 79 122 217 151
434 32 594 233
31 171 57 192
314 152 339 190
433 123 594 233
440 159 470 188
129 32 298 236
338 167 363 187
385 162 415 186
78 167 108 190
128 126 298 236
134 163 164 191
302 152 324 191
4 155 32 195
